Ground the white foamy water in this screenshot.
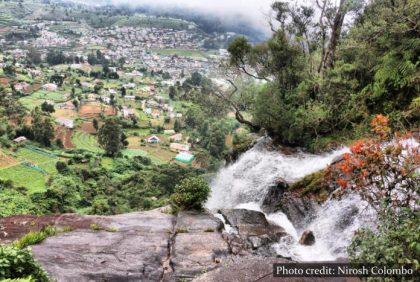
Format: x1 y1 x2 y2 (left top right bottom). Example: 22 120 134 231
206 138 376 261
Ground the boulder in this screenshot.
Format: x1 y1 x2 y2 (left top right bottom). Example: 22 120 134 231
299 230 315 246
261 178 289 213
32 211 174 282
218 209 287 256
167 211 229 281
275 193 320 230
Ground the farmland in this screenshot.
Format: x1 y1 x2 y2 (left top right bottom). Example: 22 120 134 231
0 148 58 193
72 131 104 153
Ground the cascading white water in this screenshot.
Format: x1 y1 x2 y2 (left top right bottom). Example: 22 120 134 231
206 138 376 261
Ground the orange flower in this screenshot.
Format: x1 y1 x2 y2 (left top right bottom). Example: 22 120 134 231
337 178 348 188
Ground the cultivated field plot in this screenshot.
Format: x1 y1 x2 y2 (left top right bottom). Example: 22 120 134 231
15 148 58 174
0 165 46 193
72 131 103 153
79 103 116 118
53 109 78 119
0 148 59 193
80 122 97 134
55 126 75 149
0 150 19 168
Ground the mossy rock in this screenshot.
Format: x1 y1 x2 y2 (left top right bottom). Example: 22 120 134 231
290 171 329 200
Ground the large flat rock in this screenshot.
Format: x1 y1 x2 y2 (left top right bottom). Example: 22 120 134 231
167 211 229 281
31 211 174 282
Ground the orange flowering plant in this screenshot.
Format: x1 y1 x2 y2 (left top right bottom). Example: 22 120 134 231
326 115 420 211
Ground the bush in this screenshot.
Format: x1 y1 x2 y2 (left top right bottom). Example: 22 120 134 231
12 226 72 250
348 209 420 274
0 246 49 281
170 177 210 212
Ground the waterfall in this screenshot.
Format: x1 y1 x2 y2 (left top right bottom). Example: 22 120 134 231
206 138 376 261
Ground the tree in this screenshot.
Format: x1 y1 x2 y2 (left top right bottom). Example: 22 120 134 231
170 177 210 212
97 118 128 157
31 110 54 147
92 118 99 132
41 101 55 113
174 119 181 132
169 86 176 100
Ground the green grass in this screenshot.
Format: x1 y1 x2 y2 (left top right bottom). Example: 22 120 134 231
0 165 47 193
0 148 58 193
101 157 114 169
72 131 104 153
122 149 148 157
32 90 65 102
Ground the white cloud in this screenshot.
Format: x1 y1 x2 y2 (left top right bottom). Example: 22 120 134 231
89 0 276 35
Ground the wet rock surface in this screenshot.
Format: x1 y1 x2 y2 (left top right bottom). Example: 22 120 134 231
218 209 287 256
299 230 316 246
274 193 320 230
261 178 289 213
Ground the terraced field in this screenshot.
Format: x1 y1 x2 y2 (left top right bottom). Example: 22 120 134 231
0 165 46 193
0 148 58 193
0 10 19 27
72 131 104 153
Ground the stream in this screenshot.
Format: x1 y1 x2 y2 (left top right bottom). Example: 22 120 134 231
206 138 376 261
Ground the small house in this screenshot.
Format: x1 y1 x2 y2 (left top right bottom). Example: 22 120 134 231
151 109 161 118
124 95 136 101
164 130 176 135
56 117 74 129
147 135 160 144
13 136 27 144
175 152 194 164
170 143 190 152
169 133 183 142
42 83 58 92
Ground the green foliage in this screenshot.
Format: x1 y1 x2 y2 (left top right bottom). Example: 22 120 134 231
0 246 49 281
348 209 420 273
170 177 210 212
12 226 72 250
98 117 128 157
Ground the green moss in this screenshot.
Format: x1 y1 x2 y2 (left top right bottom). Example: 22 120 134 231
89 223 117 232
290 171 329 197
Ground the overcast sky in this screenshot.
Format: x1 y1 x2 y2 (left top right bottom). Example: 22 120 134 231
91 0 278 35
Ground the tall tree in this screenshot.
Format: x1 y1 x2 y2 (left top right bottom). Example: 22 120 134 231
98 118 128 157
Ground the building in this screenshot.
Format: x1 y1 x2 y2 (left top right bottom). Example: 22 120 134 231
164 130 176 135
169 133 183 142
170 143 190 152
42 83 58 92
175 152 194 164
56 117 74 129
124 95 136 101
147 135 160 144
151 109 161 118
122 107 136 119
13 136 27 144
58 101 76 110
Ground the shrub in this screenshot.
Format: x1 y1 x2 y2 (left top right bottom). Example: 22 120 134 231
0 246 49 281
348 209 420 274
326 115 419 211
12 226 72 250
170 177 210 212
